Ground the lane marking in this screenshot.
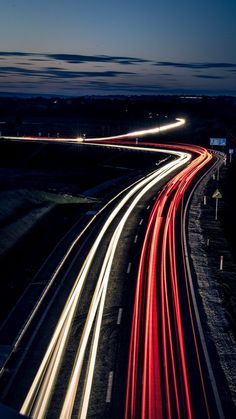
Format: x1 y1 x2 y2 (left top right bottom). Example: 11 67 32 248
117 308 123 325
134 235 138 243
139 218 143 225
106 371 114 403
126 262 132 274
146 205 150 210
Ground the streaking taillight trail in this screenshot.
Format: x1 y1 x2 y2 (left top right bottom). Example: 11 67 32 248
125 146 224 419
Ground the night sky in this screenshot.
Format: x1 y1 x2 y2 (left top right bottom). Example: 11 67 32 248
0 0 236 96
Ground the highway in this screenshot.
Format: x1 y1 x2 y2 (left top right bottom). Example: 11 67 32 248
0 118 227 418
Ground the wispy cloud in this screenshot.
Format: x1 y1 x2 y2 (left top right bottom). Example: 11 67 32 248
72 80 165 93
0 51 149 65
194 74 226 79
0 51 235 96
46 53 149 65
155 61 236 69
0 51 33 57
0 66 41 76
45 69 132 78
0 66 132 79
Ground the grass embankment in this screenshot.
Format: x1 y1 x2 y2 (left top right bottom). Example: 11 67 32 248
220 160 236 334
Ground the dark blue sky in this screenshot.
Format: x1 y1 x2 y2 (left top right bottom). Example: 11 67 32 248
0 0 236 96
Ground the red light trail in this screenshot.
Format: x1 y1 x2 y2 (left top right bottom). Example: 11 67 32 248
125 145 223 419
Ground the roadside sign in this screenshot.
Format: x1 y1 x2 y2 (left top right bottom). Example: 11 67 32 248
212 189 222 199
210 138 226 146
229 148 234 154
212 189 222 220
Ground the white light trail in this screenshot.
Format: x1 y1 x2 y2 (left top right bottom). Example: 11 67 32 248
77 118 185 141
1 118 185 144
26 153 190 419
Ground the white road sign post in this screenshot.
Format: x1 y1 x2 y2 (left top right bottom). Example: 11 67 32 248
212 188 222 221
220 255 224 271
229 148 234 163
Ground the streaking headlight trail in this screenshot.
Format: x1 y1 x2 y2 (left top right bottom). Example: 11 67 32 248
1 118 185 144
77 118 185 142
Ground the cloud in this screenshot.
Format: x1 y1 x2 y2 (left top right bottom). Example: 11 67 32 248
0 66 132 79
71 80 165 93
45 69 132 78
0 51 149 65
0 51 235 96
155 61 236 69
0 66 40 76
46 53 149 65
194 74 226 79
0 51 33 57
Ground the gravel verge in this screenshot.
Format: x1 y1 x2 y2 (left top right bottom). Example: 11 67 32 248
188 163 236 410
